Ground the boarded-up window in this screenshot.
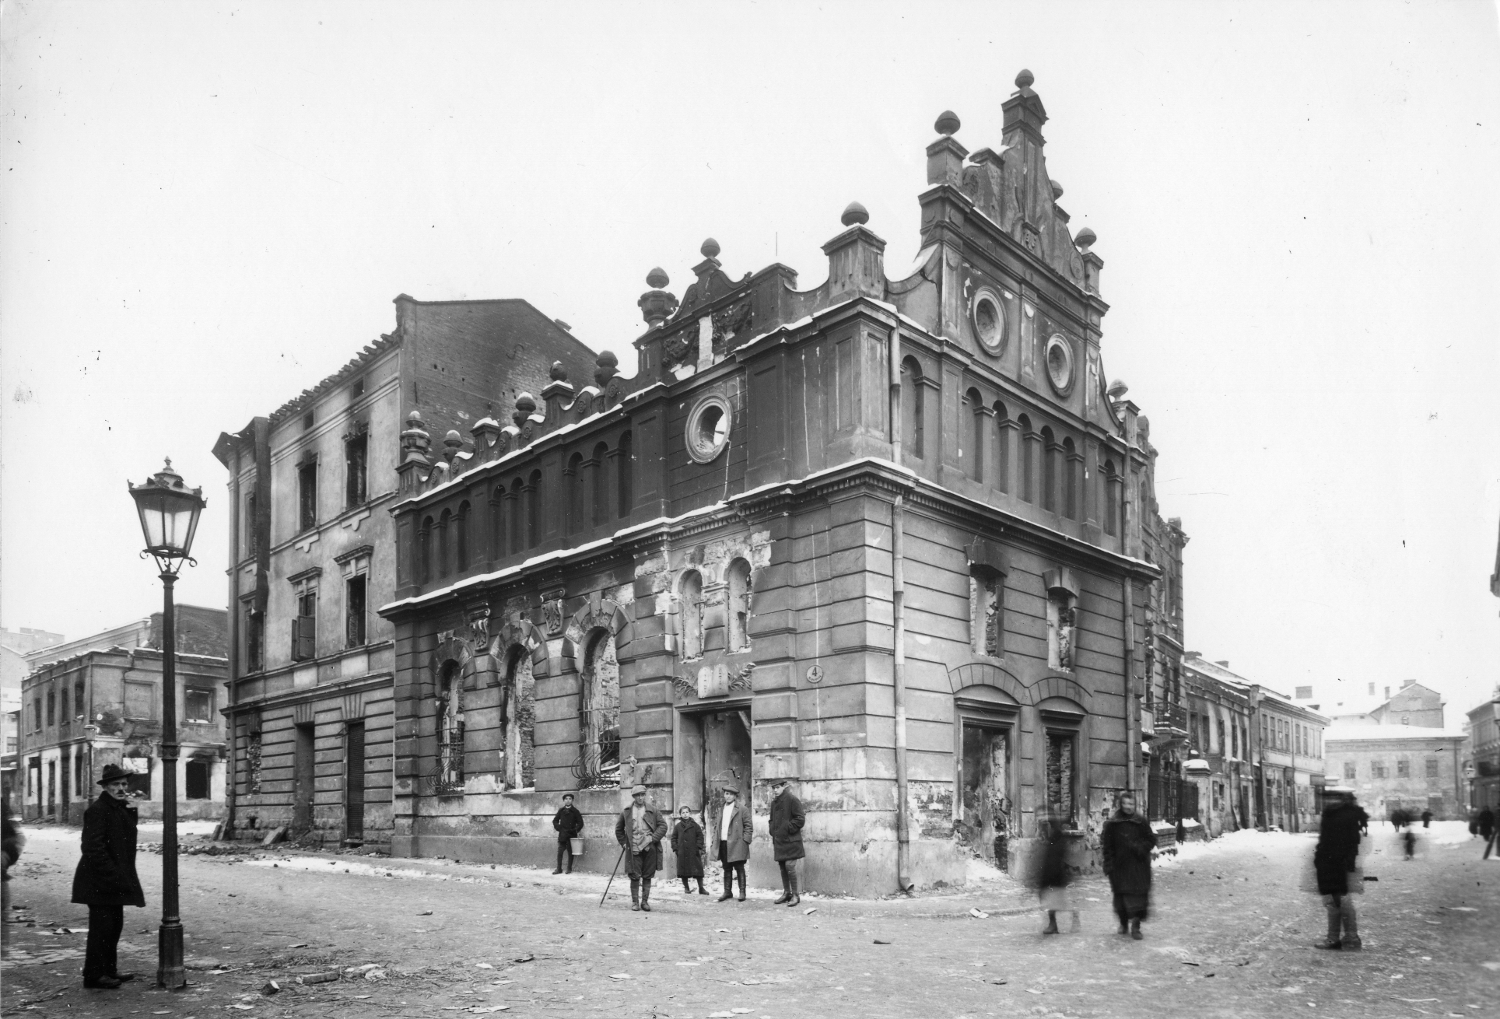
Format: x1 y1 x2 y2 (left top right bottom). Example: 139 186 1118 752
125 681 155 719
1045 731 1076 827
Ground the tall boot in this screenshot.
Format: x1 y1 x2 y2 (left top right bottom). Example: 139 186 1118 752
1341 900 1361 950
640 880 652 912
1042 910 1059 935
1129 918 1142 940
697 878 709 896
553 844 564 875
629 877 641 912
718 868 734 902
736 869 746 902
787 865 801 908
682 877 691 893
774 863 791 905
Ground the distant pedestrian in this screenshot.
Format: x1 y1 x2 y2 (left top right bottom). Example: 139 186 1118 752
2 793 23 958
1468 810 1479 838
72 764 145 989
1312 786 1363 951
613 785 667 912
1356 805 1369 836
1101 792 1155 940
552 793 583 875
1034 810 1079 935
1175 816 1186 844
670 806 708 896
1479 807 1495 849
715 786 753 903
769 778 806 908
1420 809 1432 829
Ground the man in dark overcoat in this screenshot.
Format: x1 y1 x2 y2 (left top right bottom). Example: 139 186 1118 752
1313 787 1364 950
769 778 806 907
670 805 708 895
72 764 146 989
1100 791 1155 940
552 792 583 874
613 784 667 911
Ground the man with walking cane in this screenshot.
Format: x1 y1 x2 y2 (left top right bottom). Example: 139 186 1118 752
613 784 667 912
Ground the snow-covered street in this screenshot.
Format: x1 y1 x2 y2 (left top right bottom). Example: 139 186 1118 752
3 821 1497 1018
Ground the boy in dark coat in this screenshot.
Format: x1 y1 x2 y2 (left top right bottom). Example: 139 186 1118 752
614 785 667 911
1100 792 1155 940
552 793 583 874
670 805 708 895
72 764 146 989
769 779 806 907
1313 787 1363 950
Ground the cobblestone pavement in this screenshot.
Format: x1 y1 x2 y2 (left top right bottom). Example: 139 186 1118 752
3 821 1497 1019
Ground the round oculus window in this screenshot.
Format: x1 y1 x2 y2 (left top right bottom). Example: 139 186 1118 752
972 290 1006 356
1044 334 1075 394
685 394 732 463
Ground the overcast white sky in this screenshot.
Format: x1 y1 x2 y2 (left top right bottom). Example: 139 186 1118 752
2 1 1497 719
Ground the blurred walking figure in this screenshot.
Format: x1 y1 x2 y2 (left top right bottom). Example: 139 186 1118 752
2 793 23 957
1101 792 1154 940
670 805 708 895
1034 810 1080 934
1312 785 1363 951
769 778 806 908
1479 807 1495 859
72 764 145 988
1420 809 1432 829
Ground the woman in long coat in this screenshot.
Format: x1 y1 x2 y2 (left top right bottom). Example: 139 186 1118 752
72 764 145 989
1100 792 1155 940
670 806 708 895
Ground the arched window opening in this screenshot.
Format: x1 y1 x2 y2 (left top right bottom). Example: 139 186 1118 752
591 442 609 527
727 558 752 652
1041 427 1057 513
1062 437 1078 519
490 486 506 559
993 401 1010 494
455 502 470 570
503 646 536 790
577 629 620 789
418 516 434 583
526 470 542 547
617 431 634 518
680 570 705 660
436 661 464 792
1102 460 1119 536
900 357 924 459
566 453 584 534
437 509 452 577
964 388 984 483
1019 416 1035 503
508 479 524 553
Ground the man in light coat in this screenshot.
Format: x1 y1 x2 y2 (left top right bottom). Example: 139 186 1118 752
614 784 667 912
716 786 753 902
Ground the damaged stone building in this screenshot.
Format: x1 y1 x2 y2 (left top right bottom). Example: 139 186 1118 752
378 71 1185 893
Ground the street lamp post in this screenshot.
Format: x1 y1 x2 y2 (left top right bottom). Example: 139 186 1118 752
128 458 205 991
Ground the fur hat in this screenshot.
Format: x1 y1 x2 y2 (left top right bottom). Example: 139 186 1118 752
98 763 131 786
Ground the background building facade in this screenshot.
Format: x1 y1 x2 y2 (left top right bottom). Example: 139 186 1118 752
379 73 1184 893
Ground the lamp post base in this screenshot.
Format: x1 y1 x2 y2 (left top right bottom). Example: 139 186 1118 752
157 920 186 990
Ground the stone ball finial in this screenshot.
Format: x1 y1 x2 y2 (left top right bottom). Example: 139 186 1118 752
407 410 424 424
1050 179 1064 200
841 202 869 227
700 237 721 259
1015 69 1035 90
597 349 618 369
514 392 536 413
935 110 961 135
1107 379 1129 401
646 267 669 289
444 429 462 444
549 360 568 382
1075 226 1097 251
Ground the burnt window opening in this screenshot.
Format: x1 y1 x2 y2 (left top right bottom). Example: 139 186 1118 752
345 574 366 648
1047 592 1076 671
1102 460 1119 536
74 677 85 719
32 697 40 732
577 629 620 789
970 567 1004 658
616 431 633 519
345 431 368 508
1044 730 1077 828
298 460 318 532
123 758 151 798
246 730 263 795
244 603 265 673
185 688 214 723
245 491 259 557
185 760 211 800
351 377 365 398
503 646 536 790
436 661 464 792
302 410 314 430
292 587 317 661
679 570 704 660
45 690 55 727
727 558 752 652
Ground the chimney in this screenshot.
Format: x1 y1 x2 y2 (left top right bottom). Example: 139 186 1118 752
1367 683 1375 696
822 203 886 301
1384 686 1391 700
1400 679 1414 689
1214 660 1229 668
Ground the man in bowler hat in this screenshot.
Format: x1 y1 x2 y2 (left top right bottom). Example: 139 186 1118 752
614 784 667 911
72 764 146 989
